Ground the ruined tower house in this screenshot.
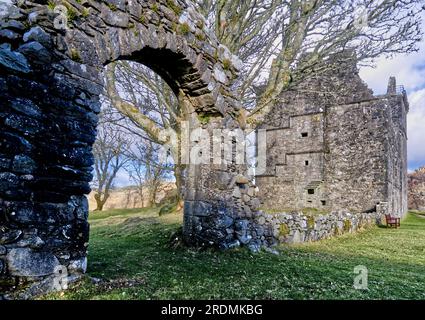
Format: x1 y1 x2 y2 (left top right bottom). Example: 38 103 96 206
256 60 409 217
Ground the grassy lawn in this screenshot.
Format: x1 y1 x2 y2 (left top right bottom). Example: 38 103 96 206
42 209 425 300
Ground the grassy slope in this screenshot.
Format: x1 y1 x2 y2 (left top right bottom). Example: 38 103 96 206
43 209 425 300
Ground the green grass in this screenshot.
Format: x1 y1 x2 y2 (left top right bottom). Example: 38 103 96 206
88 207 156 221
42 210 425 300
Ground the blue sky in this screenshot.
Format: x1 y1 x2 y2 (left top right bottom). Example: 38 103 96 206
360 33 425 172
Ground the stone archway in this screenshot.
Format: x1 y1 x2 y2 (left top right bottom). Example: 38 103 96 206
0 0 263 295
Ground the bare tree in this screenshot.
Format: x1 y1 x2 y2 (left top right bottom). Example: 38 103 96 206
194 0 424 125
105 61 185 204
92 116 131 211
104 0 424 197
126 140 173 207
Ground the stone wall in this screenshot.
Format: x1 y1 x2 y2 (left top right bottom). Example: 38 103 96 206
0 0 263 297
256 210 380 245
256 57 409 218
324 84 408 216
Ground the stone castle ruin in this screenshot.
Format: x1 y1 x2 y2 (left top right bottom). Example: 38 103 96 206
256 59 409 218
0 0 409 297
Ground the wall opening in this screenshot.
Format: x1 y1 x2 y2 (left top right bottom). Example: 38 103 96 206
91 59 181 213
308 189 315 195
301 132 309 137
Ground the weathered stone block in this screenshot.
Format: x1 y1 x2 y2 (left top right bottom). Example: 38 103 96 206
0 43 30 73
6 248 60 277
193 201 213 217
23 26 51 48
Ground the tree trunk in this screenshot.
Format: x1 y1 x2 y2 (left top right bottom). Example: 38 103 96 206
94 192 109 211
147 184 156 207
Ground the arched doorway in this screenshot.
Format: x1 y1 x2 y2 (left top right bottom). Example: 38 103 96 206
0 0 262 295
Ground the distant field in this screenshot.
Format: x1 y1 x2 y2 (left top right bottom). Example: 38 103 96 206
42 209 425 300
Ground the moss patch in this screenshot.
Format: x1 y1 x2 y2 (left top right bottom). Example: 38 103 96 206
66 7 78 25
151 3 159 13
178 22 191 35
222 59 232 71
197 113 211 125
307 216 315 229
107 3 118 11
82 8 90 18
279 223 290 237
70 48 82 62
343 219 352 232
195 32 206 41
166 0 182 16
196 19 204 29
47 1 56 10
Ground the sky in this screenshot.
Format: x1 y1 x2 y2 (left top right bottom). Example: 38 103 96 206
360 34 425 172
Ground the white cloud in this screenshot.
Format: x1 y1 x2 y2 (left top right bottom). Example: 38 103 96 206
359 39 425 94
407 89 425 171
359 18 425 171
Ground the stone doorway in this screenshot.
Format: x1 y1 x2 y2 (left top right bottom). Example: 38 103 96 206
0 0 262 295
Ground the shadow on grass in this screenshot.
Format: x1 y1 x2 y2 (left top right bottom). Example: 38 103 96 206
42 212 425 300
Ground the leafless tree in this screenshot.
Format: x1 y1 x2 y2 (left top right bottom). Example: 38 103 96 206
105 62 185 204
125 139 173 207
194 0 424 125
92 114 131 211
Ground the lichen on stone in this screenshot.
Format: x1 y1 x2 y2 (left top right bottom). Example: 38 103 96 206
279 223 290 237
343 219 351 232
307 215 315 229
69 48 81 62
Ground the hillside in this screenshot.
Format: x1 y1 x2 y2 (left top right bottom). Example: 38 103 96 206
87 183 176 211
